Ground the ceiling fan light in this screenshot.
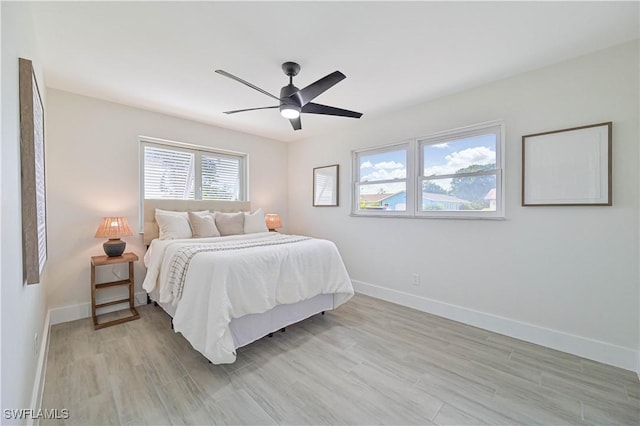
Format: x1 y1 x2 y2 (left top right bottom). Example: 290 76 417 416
280 106 300 119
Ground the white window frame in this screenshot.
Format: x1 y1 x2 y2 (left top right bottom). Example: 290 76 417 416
352 141 415 217
139 136 248 227
351 121 505 219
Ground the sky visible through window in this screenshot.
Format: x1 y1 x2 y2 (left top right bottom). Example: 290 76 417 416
423 134 496 191
360 150 407 182
359 149 407 194
359 134 496 195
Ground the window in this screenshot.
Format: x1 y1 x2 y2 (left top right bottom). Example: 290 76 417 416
419 124 502 217
352 122 504 218
140 137 247 204
353 143 412 214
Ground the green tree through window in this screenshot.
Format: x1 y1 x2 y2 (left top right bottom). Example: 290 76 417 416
449 163 496 208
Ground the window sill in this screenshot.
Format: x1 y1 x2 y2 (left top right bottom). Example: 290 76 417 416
350 212 506 220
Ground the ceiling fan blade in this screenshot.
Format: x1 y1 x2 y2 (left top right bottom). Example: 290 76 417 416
289 116 302 131
223 106 278 114
302 102 363 118
292 71 346 106
215 69 281 101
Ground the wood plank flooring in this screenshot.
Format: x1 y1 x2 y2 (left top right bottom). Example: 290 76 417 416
41 294 639 425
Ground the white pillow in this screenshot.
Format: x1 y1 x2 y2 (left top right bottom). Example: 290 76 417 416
244 208 268 234
214 211 245 236
188 212 220 238
156 212 191 240
155 209 209 240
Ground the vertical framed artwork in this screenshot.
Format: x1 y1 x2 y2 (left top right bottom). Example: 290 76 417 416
19 57 47 284
313 164 339 207
522 122 612 206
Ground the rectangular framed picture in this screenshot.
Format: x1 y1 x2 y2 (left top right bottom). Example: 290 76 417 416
313 164 339 207
19 57 47 284
522 122 612 206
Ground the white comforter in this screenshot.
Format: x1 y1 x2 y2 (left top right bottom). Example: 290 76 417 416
142 232 354 363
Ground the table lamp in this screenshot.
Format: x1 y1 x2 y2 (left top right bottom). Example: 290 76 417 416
95 217 133 257
265 214 282 232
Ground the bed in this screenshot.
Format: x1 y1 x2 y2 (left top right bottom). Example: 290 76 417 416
141 199 354 364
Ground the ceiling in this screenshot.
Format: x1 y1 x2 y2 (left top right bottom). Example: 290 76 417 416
29 1 638 143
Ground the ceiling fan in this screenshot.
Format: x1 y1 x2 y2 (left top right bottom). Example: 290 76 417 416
215 62 363 131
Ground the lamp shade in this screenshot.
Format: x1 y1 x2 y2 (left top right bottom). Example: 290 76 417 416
95 217 133 239
95 217 133 257
265 214 282 230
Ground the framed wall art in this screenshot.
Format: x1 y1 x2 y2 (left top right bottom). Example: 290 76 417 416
313 164 339 207
19 57 47 284
522 122 612 206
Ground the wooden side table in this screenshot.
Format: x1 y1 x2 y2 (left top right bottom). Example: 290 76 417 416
91 252 140 329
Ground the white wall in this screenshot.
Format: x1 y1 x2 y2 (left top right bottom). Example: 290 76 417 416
1 1 49 419
45 89 288 313
289 41 639 369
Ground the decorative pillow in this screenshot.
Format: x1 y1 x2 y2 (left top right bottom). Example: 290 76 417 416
155 209 209 240
244 208 268 234
155 211 192 240
214 211 245 236
188 212 220 238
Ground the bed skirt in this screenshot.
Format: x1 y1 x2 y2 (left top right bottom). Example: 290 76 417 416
147 289 334 349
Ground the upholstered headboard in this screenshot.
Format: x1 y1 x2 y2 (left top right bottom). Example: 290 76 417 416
143 199 251 245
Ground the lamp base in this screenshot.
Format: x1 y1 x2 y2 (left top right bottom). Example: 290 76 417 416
103 238 126 257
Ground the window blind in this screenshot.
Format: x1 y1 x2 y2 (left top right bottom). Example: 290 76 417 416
201 154 240 200
142 142 245 202
143 145 195 199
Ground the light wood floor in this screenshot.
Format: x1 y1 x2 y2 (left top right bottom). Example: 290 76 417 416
42 294 639 425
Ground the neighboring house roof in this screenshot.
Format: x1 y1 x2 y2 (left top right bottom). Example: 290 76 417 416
423 192 468 204
361 191 468 204
484 188 496 200
359 192 403 203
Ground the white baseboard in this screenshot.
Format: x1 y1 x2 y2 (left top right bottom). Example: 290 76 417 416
27 309 51 426
50 291 148 325
352 280 639 373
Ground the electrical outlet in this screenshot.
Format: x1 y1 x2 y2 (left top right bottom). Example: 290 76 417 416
34 333 39 357
411 273 420 286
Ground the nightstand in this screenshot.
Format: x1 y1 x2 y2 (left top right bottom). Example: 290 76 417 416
90 252 140 329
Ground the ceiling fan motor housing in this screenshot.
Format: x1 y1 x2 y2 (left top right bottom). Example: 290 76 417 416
280 84 301 115
280 62 303 110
